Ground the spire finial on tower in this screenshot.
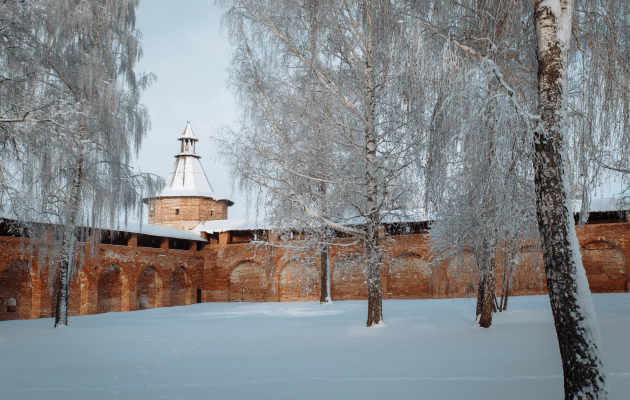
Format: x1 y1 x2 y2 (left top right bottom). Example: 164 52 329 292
161 120 215 196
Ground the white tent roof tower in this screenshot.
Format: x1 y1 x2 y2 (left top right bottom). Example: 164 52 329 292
156 121 232 203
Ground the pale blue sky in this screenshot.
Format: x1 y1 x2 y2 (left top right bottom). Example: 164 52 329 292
131 1 623 223
135 1 248 219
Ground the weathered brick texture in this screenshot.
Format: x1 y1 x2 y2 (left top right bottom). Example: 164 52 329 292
0 235 204 320
98 264 123 313
228 260 270 302
0 221 628 321
137 266 161 309
170 267 189 306
202 223 629 304
279 261 319 302
581 241 626 293
388 254 431 299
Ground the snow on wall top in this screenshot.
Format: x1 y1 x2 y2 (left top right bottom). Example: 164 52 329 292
100 222 207 241
0 214 207 242
193 218 269 234
191 198 627 235
573 198 628 213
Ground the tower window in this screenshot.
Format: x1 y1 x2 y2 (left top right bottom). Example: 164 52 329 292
211 210 213 217
175 208 180 215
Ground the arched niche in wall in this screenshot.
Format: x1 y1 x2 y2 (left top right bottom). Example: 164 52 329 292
581 241 627 293
136 266 162 310
170 267 188 307
388 254 431 299
278 260 319 302
228 261 269 302
97 264 123 314
446 253 478 298
331 257 368 301
0 261 32 321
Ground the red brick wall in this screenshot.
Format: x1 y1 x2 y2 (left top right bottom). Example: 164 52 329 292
444 253 478 298
331 256 368 301
388 254 431 299
98 264 123 313
136 266 161 309
203 223 629 304
581 241 626 293
170 267 188 306
0 221 628 321
228 260 271 302
0 235 204 321
279 261 319 302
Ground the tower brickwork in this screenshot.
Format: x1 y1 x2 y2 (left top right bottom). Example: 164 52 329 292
148 197 229 230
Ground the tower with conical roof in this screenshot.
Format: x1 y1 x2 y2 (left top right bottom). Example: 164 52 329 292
145 121 233 230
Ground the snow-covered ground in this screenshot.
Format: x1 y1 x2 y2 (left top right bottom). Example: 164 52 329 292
0 295 628 400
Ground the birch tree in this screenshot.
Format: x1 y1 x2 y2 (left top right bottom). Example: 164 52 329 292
426 72 539 326
532 1 608 397
411 0 538 328
426 70 539 327
1 0 160 327
219 0 428 326
422 0 613 395
408 0 618 394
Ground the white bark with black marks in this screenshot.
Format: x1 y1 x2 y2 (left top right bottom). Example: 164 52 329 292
319 241 330 304
533 1 608 398
54 159 82 327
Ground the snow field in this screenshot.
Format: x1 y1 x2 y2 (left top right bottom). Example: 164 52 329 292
0 294 628 400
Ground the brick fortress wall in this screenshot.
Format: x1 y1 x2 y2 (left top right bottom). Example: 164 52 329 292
203 222 629 304
0 233 204 321
1 222 628 321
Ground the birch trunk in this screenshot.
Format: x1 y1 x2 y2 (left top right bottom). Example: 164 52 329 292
476 272 485 319
499 256 513 312
318 179 330 304
320 241 330 303
504 254 515 311
364 2 382 327
54 158 83 327
533 1 608 397
478 247 496 328
365 108 383 326
503 266 512 311
365 234 383 327
474 240 496 327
